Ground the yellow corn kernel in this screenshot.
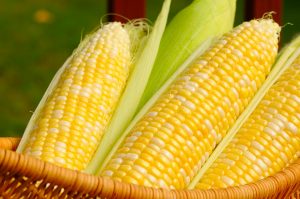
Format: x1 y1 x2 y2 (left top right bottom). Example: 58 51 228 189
101 19 280 189
19 22 132 170
196 56 300 189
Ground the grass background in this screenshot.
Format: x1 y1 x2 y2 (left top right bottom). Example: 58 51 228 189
0 0 299 137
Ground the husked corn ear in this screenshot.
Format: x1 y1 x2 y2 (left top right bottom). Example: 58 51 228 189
196 56 300 189
18 22 132 170
101 19 280 189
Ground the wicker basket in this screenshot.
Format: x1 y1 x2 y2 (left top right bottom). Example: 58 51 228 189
0 137 299 198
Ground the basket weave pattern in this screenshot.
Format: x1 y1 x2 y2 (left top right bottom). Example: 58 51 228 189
0 137 299 198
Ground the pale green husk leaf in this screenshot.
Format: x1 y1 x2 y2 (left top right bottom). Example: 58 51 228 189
138 0 237 111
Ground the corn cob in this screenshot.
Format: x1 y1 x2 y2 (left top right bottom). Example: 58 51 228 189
16 22 144 170
101 19 280 189
196 56 300 189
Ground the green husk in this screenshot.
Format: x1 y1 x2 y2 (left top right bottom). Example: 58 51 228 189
96 38 214 174
137 0 237 111
85 0 171 174
188 35 300 189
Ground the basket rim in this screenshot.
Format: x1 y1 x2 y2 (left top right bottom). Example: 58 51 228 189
0 137 299 198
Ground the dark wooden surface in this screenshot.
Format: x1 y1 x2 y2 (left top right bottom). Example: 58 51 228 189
245 0 282 25
109 0 282 25
108 0 146 23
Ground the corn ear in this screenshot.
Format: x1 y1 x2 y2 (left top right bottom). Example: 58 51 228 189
189 35 300 189
17 22 147 170
85 0 171 174
100 19 280 189
138 0 237 110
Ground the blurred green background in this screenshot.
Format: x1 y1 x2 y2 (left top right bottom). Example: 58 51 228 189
0 0 299 137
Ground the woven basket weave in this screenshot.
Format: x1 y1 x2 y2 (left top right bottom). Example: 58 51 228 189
0 137 299 198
